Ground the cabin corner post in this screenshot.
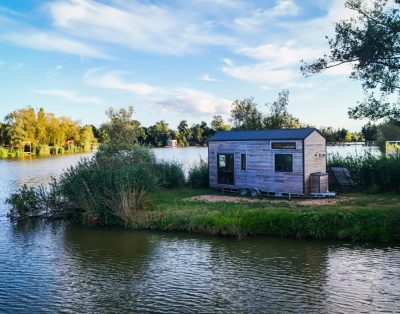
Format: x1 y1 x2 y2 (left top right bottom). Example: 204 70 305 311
302 138 305 195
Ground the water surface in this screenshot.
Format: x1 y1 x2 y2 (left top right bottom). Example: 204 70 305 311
0 150 398 313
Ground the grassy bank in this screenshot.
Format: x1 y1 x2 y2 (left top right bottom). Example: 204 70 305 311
7 146 400 242
129 189 400 242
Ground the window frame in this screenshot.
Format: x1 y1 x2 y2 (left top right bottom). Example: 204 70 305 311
241 153 247 171
274 153 294 173
270 141 297 150
217 153 235 185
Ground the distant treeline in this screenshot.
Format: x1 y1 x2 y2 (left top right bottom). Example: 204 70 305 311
0 107 97 158
2 90 397 157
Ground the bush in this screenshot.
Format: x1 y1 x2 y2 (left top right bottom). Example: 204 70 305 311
187 160 209 188
49 146 58 155
0 147 8 159
328 153 400 192
156 160 185 188
58 146 160 225
6 185 46 219
36 145 51 156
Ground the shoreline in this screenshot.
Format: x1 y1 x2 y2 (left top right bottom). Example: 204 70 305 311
69 189 400 242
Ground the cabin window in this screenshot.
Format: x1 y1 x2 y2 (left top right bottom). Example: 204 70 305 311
275 154 293 172
218 154 234 185
271 142 296 149
241 154 247 170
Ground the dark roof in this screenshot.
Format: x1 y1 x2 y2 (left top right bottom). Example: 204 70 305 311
209 128 317 141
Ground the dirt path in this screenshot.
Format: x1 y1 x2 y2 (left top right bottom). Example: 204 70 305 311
187 194 344 206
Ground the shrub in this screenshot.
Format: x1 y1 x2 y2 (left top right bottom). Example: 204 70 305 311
8 149 23 158
36 145 51 156
187 160 209 188
6 184 46 219
0 147 8 159
156 160 185 188
57 146 160 224
328 153 400 192
49 146 58 155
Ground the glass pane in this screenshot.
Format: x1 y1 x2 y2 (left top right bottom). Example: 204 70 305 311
275 154 293 172
218 155 226 168
271 142 296 149
241 154 246 170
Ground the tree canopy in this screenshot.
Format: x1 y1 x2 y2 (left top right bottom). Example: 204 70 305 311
301 0 400 121
230 90 301 130
0 107 96 154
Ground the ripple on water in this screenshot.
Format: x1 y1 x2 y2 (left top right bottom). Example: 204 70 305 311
0 153 399 313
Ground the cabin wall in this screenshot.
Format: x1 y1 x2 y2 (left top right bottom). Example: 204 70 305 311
209 140 304 194
303 130 327 193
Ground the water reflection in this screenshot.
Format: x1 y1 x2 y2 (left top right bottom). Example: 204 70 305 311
0 219 399 313
1 150 399 313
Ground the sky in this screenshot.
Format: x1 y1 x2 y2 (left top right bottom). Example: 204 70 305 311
0 0 368 131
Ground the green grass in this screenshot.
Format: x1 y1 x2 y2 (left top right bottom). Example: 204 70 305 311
128 188 400 242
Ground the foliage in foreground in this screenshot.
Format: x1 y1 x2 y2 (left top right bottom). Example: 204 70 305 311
301 0 400 121
6 146 185 224
328 153 400 192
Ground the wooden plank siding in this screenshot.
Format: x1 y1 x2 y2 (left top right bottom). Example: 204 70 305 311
303 130 328 193
209 140 305 194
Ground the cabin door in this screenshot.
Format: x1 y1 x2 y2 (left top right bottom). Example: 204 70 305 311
217 154 234 185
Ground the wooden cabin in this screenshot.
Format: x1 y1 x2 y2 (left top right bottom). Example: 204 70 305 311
208 128 328 196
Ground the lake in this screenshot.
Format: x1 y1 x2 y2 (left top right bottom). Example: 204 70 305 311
1 148 399 313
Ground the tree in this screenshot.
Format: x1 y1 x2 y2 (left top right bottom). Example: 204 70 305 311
189 123 204 146
176 120 191 147
4 110 28 148
78 125 96 152
147 120 172 147
230 98 263 130
301 0 400 121
361 122 379 141
100 106 141 149
263 90 301 129
36 108 48 144
376 120 400 152
210 115 231 132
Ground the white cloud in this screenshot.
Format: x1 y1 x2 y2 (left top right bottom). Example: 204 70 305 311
222 58 234 66
159 87 231 115
234 0 299 30
83 69 158 96
34 89 105 105
200 73 220 82
83 69 231 115
3 31 110 59
222 62 296 87
239 41 321 64
268 0 299 17
48 0 234 55
222 0 356 87
222 41 321 87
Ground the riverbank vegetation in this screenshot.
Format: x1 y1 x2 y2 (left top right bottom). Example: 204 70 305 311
6 145 400 242
328 154 400 193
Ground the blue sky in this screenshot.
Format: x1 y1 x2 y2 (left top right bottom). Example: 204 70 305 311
0 0 367 130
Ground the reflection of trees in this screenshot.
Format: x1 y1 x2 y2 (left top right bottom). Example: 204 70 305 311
63 223 152 266
61 224 155 312
205 237 331 312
